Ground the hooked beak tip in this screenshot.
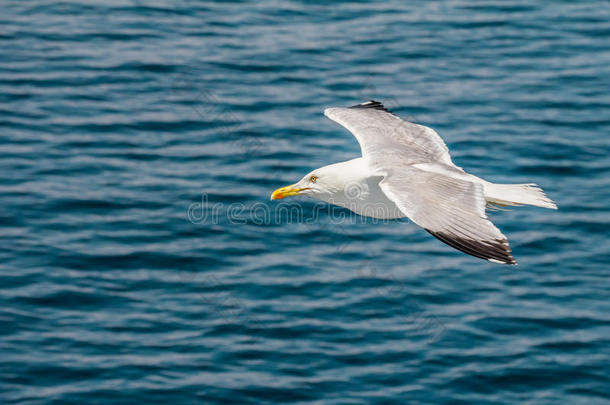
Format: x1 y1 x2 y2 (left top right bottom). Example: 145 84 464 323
270 191 284 200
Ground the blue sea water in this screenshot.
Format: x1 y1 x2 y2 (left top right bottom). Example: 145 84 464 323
1 0 609 403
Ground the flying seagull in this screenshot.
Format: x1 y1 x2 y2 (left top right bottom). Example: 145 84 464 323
271 101 557 264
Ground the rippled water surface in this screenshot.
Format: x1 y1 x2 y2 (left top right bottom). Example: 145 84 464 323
1 1 609 403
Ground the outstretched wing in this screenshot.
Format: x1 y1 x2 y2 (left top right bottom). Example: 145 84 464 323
380 166 516 264
324 100 455 168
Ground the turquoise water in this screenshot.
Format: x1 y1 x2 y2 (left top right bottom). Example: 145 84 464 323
1 1 609 403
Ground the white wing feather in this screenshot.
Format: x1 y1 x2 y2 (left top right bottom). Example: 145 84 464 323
380 167 516 264
324 101 455 168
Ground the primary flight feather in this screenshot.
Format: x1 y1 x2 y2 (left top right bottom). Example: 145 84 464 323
271 101 557 264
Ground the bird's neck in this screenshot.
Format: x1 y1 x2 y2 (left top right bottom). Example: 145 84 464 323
317 158 375 203
316 158 403 219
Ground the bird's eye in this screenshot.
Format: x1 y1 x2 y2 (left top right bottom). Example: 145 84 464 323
310 175 318 183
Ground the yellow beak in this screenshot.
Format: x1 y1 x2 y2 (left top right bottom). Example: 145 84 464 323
270 185 309 200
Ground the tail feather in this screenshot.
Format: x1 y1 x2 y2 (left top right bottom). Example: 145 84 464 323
483 183 557 209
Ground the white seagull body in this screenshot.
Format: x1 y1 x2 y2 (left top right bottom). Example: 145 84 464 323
271 101 557 264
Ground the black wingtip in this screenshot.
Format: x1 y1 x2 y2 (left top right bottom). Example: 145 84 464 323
349 100 393 114
426 230 517 265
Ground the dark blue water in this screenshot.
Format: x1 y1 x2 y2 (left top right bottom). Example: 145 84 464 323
1 1 609 403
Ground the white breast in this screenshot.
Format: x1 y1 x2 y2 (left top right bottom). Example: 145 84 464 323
328 176 405 220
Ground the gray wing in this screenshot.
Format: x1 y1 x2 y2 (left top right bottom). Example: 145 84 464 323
324 101 456 168
379 166 516 264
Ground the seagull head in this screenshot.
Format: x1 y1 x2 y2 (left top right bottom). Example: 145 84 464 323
270 158 366 202
270 167 337 201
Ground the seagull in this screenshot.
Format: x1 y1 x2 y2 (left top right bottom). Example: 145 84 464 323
271 101 557 264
